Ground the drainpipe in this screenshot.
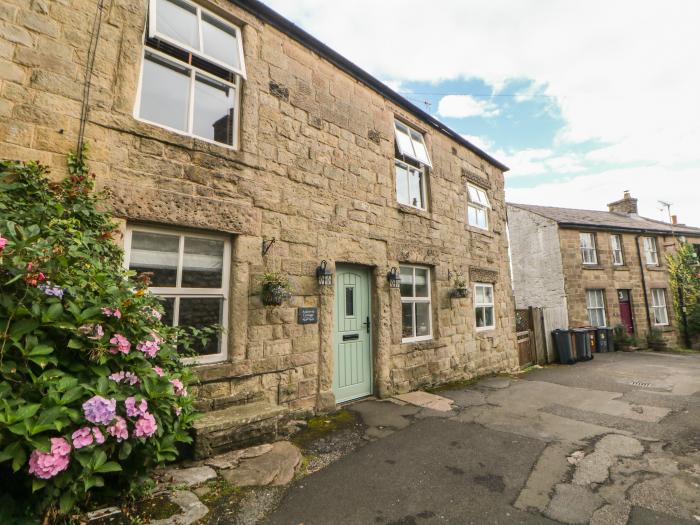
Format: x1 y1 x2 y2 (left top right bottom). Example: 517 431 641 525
635 234 652 332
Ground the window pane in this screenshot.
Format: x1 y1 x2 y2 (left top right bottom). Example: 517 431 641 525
414 268 429 297
415 302 431 336
395 163 410 206
155 0 199 49
161 297 175 326
202 13 241 70
484 285 493 304
394 122 415 158
181 236 224 288
484 306 494 327
400 267 413 297
408 168 424 208
475 208 487 228
140 53 190 132
129 230 180 286
468 205 477 226
401 302 414 339
410 130 431 166
178 297 223 355
193 74 235 145
345 286 354 317
475 285 485 304
476 306 485 327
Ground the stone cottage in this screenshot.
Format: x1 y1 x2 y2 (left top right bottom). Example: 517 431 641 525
508 193 700 351
0 0 518 455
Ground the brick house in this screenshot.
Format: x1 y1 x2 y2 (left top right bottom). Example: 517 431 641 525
0 0 519 454
508 192 700 350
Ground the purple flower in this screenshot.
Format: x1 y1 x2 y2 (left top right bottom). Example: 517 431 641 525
109 334 130 355
28 438 71 479
134 413 157 438
71 427 94 449
125 396 148 418
109 371 139 386
38 283 64 298
82 395 116 425
136 337 160 358
107 416 128 442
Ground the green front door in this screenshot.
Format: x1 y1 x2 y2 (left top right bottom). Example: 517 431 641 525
333 266 372 403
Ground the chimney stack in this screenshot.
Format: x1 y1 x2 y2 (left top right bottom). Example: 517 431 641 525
608 191 638 215
671 215 678 225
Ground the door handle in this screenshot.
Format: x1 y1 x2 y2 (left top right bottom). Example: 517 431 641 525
362 316 370 333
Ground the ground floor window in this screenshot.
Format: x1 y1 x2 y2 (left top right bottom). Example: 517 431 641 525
650 288 669 326
474 283 495 330
400 265 432 342
586 289 606 327
125 225 230 363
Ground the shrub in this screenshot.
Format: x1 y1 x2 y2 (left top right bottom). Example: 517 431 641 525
613 325 634 350
0 155 201 523
646 328 668 351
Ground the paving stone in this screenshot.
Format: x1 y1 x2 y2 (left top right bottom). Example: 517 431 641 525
544 483 603 524
148 490 209 525
205 444 274 469
393 391 455 412
439 389 487 407
590 503 631 525
220 441 301 487
595 434 644 457
164 466 217 487
515 442 575 512
628 478 691 519
573 451 613 485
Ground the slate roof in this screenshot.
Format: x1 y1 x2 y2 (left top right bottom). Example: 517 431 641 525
508 203 700 236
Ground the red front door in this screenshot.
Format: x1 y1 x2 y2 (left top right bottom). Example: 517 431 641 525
618 290 634 334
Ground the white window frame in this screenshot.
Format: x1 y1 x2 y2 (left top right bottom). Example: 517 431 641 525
586 289 607 327
124 225 231 364
467 184 491 230
610 234 624 266
147 0 247 78
134 48 242 150
650 288 669 326
474 283 495 331
395 159 427 211
580 232 598 265
400 265 433 343
394 120 432 167
643 236 659 266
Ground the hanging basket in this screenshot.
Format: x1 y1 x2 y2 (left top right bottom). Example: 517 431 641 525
262 284 291 306
450 287 469 298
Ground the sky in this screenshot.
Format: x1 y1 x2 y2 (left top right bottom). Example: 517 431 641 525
262 0 700 226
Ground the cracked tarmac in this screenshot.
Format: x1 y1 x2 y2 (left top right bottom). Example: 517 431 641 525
264 352 700 524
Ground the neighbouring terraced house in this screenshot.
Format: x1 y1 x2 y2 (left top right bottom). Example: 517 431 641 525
0 0 519 455
508 192 700 356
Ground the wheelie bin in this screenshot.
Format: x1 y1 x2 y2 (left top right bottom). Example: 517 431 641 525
552 329 575 364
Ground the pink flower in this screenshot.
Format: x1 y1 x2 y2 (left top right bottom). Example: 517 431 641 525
125 396 148 418
143 307 162 321
170 379 187 397
0 236 7 251
83 395 116 425
136 337 160 358
134 413 157 438
152 366 164 377
102 307 122 319
107 416 128 442
174 406 182 416
92 427 105 445
78 324 104 340
28 438 71 479
71 427 93 449
109 371 139 385
109 334 130 355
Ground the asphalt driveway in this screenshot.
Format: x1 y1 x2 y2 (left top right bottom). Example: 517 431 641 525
265 352 700 525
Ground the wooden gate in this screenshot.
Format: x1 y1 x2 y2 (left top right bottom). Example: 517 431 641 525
516 330 534 367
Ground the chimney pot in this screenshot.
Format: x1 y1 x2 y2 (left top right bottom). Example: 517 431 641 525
672 215 678 225
623 190 631 199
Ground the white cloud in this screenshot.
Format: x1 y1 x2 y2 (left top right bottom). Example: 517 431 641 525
506 167 700 226
460 134 494 152
494 149 586 177
437 95 499 118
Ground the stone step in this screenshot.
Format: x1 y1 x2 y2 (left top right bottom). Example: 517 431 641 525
192 401 287 459
194 390 266 412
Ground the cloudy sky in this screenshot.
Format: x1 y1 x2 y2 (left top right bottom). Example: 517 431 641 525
263 0 700 225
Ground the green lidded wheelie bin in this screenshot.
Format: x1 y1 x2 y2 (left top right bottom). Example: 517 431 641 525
606 327 616 352
572 328 592 361
552 329 575 364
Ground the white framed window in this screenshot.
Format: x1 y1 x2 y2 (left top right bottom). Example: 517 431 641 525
135 0 245 148
580 232 598 265
394 121 432 167
124 225 230 364
650 288 669 326
586 289 606 327
474 283 495 330
395 159 427 210
610 234 624 265
467 184 491 230
400 265 432 342
643 237 659 265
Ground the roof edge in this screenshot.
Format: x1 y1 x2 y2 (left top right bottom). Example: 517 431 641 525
230 0 509 172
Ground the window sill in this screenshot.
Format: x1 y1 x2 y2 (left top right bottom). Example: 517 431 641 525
581 264 604 270
194 359 252 382
613 265 630 270
465 225 495 238
397 203 431 218
646 265 665 271
400 338 445 351
476 327 497 336
132 116 240 154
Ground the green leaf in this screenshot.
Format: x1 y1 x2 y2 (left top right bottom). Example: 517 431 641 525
67 338 83 349
32 479 47 493
118 441 132 460
59 491 76 514
27 344 54 357
95 461 122 474
4 442 27 472
9 319 39 339
15 403 41 421
92 449 107 470
45 302 64 321
59 386 84 406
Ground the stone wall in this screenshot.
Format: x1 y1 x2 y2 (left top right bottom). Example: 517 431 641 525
507 206 567 310
0 0 518 414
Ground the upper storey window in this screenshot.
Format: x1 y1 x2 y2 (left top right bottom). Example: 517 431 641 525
136 0 247 148
580 232 598 265
467 184 491 230
394 121 432 167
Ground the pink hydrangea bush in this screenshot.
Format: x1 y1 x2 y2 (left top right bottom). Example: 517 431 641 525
0 158 206 522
